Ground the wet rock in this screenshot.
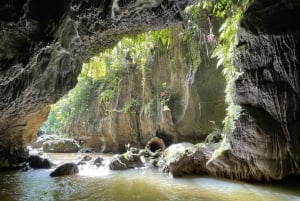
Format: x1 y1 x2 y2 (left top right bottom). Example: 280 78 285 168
80 154 93 162
109 148 144 170
109 154 128 170
79 147 93 153
50 163 79 177
42 139 80 153
93 156 104 165
158 143 197 177
30 135 60 149
28 155 52 169
207 0 300 180
77 161 87 166
129 147 139 154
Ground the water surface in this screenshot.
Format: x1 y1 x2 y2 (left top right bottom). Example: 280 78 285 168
0 154 300 201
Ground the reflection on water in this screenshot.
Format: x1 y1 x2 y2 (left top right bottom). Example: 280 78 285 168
0 154 300 201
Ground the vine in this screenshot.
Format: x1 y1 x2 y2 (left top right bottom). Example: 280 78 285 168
199 0 253 161
201 0 253 134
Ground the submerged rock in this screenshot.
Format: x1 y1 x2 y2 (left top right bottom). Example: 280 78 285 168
50 163 79 177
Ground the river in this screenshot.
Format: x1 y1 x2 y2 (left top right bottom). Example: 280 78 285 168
0 153 299 201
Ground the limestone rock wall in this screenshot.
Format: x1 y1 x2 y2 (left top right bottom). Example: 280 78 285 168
201 0 300 181
70 26 226 153
0 0 191 169
231 0 300 180
158 0 300 182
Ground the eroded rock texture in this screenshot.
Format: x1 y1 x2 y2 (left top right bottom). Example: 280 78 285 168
204 0 300 181
0 0 191 169
233 0 300 180
160 0 300 181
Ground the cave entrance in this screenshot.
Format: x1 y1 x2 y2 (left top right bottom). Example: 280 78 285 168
39 5 227 154
146 137 166 152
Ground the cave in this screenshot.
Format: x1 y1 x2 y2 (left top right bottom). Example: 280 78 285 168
146 137 166 152
1 0 300 199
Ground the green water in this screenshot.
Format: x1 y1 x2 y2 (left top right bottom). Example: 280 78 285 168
0 155 300 201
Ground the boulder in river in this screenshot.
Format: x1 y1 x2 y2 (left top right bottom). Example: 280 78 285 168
28 155 53 169
30 135 61 149
109 154 128 170
43 139 80 153
93 156 104 166
50 163 79 177
158 143 197 177
80 154 93 162
109 148 144 170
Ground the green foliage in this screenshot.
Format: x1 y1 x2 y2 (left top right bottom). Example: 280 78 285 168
41 0 253 139
40 28 174 136
183 3 216 70
200 0 253 134
196 0 254 161
40 78 97 136
123 99 141 113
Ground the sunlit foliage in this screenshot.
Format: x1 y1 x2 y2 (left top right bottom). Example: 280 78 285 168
40 29 173 136
41 0 253 139
200 0 253 134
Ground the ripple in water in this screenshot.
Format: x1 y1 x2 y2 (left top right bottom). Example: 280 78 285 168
0 154 300 201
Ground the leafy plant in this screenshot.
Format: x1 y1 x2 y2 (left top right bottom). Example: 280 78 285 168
123 99 141 113
40 27 174 136
201 0 253 134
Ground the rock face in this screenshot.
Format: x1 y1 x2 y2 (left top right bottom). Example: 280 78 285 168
0 0 192 169
228 0 300 180
159 0 300 181
42 139 80 153
192 0 300 181
65 24 226 153
2 0 300 182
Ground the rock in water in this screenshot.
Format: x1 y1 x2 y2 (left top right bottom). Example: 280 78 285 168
50 163 79 177
109 148 144 170
109 155 128 170
93 156 104 165
158 143 197 177
28 155 52 169
80 154 93 162
43 139 80 153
